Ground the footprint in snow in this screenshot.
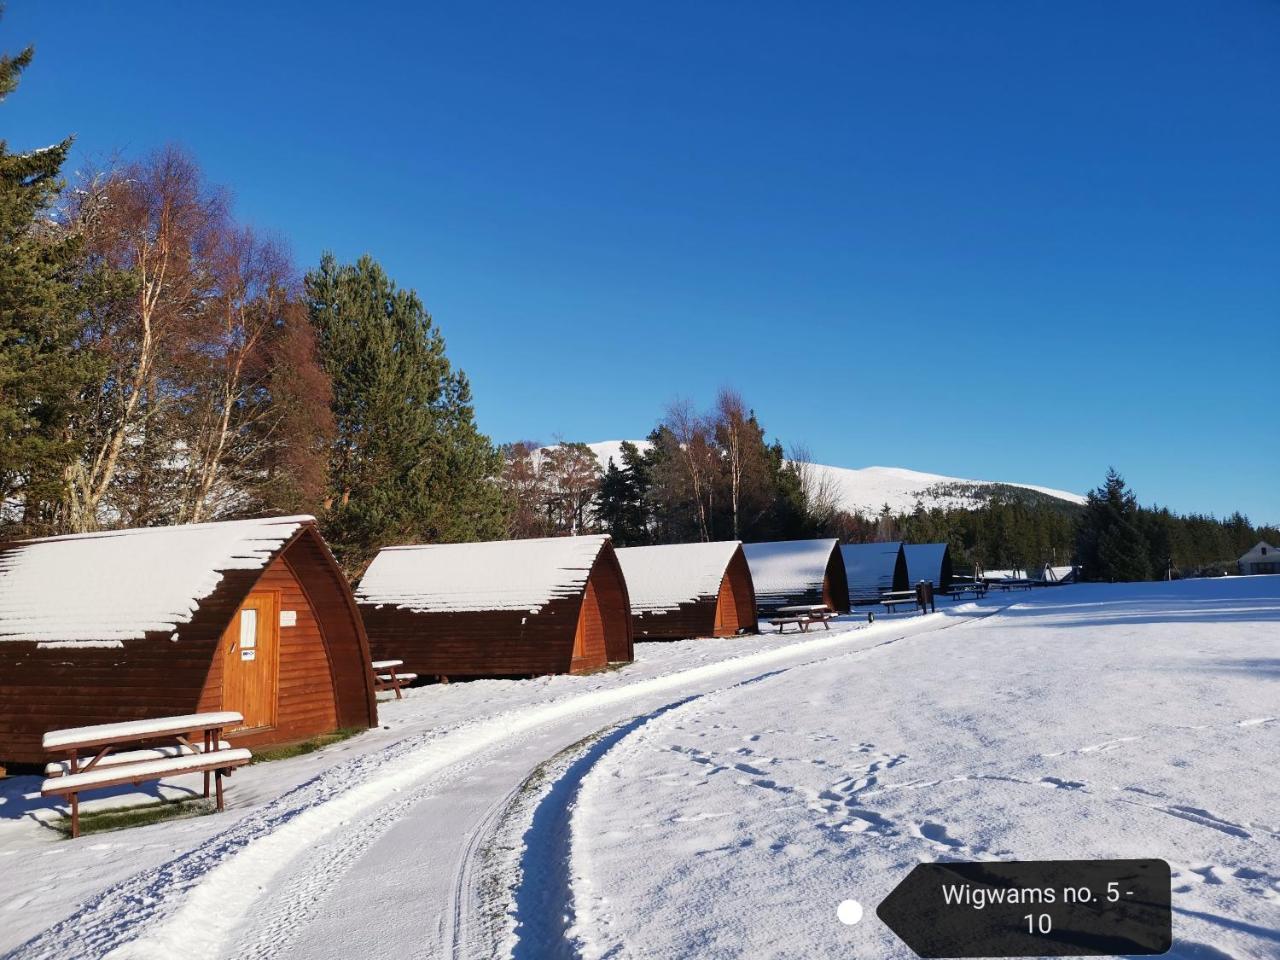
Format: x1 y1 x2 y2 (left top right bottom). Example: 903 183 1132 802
839 808 898 836
1078 736 1142 753
914 821 965 849
1039 776 1087 790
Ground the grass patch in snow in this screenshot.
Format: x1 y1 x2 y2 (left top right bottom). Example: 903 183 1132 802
53 796 216 838
248 727 365 765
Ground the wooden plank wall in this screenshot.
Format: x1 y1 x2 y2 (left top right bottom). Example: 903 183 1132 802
198 552 338 749
632 597 716 641
822 546 852 613
591 544 633 664
716 546 759 635
282 532 377 732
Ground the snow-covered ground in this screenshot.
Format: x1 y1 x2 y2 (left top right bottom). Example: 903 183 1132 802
3 577 1277 959
574 440 1087 513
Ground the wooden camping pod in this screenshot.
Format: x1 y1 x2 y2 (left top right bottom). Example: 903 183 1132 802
903 542 954 593
0 517 377 767
356 535 634 679
841 541 910 605
616 541 758 640
742 538 851 614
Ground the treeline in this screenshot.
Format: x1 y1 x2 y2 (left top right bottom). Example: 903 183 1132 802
0 31 502 575
1073 469 1273 581
846 470 1276 581
506 435 1276 582
498 390 818 545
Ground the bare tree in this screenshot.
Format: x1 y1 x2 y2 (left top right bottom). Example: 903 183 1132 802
59 147 332 530
499 440 549 538
64 147 228 530
713 389 748 540
173 227 296 523
789 442 842 533
663 398 717 541
540 441 601 535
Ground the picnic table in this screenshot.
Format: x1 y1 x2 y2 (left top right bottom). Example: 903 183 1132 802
768 604 837 633
992 580 1034 592
41 711 251 838
372 659 417 699
948 581 988 600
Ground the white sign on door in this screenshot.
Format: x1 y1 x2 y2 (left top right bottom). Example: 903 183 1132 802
241 649 256 661
240 608 257 650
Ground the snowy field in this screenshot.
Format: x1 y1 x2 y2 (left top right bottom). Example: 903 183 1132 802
1 577 1277 959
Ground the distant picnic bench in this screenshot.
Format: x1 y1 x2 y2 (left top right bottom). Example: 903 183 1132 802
41 711 251 839
991 580 1034 592
372 659 417 699
768 604 836 633
947 581 988 600
878 590 921 614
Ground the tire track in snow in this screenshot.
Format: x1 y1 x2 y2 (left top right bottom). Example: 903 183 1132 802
7 605 1008 960
496 650 925 959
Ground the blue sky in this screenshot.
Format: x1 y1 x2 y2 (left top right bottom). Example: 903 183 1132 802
6 2 1278 522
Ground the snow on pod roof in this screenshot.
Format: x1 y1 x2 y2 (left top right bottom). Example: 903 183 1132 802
903 542 949 585
742 539 839 606
615 541 743 615
0 516 311 645
841 541 904 602
357 535 611 615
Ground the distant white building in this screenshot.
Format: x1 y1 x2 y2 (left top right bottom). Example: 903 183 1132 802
1237 541 1279 576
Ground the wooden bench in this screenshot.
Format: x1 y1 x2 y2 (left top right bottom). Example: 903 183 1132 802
41 712 252 838
879 590 922 614
880 597 918 613
372 659 418 699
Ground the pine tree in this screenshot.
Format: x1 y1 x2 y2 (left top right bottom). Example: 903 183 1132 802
1076 468 1151 581
305 254 505 574
0 31 99 533
595 441 650 545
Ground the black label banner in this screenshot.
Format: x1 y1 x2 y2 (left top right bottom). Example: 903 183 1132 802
876 858 1172 957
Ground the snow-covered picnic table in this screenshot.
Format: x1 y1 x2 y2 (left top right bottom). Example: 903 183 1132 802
371 659 417 699
40 711 251 838
769 604 836 633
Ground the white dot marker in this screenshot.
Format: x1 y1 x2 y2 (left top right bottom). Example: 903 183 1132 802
837 898 864 926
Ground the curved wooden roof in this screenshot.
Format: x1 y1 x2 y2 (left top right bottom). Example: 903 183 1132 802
616 541 746 615
356 535 612 614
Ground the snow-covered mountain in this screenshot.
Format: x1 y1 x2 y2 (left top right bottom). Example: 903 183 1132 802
572 440 1087 515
